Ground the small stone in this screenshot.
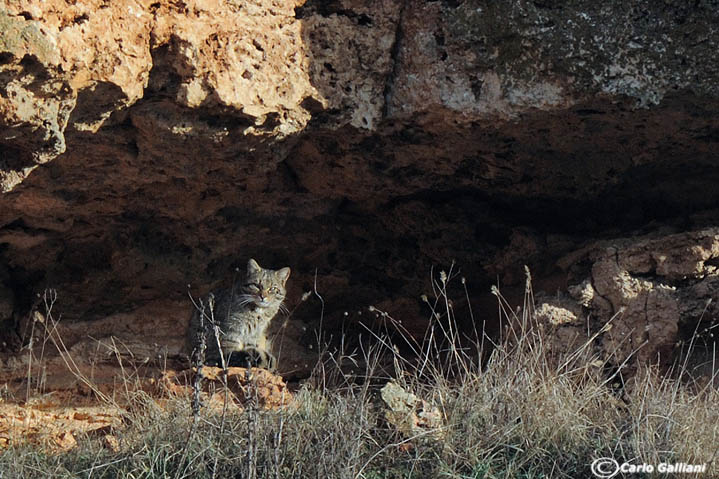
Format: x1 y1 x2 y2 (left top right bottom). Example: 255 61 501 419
55 431 77 451
103 434 120 453
534 303 577 326
380 382 444 441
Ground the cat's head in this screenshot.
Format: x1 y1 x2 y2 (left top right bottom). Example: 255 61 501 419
242 258 291 309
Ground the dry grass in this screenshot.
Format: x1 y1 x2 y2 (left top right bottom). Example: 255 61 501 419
1 270 717 478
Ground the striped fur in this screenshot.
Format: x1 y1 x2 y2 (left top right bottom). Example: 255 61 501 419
188 259 290 370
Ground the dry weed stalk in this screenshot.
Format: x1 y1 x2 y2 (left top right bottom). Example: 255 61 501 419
22 288 114 404
2 268 716 478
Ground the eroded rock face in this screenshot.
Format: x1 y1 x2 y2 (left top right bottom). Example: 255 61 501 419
533 228 719 372
1 0 718 381
388 1 719 116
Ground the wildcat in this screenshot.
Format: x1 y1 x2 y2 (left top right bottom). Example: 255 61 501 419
188 259 290 370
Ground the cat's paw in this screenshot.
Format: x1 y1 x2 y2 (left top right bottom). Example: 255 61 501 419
227 348 276 371
204 358 221 367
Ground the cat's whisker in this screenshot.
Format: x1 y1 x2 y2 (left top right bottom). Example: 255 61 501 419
234 294 255 302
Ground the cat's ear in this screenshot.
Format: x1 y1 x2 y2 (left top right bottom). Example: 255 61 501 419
247 258 261 275
275 267 291 285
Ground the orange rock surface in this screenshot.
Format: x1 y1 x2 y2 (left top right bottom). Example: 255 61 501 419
0 396 122 452
0 365 291 451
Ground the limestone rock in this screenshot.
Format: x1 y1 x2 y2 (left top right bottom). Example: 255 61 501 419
0 399 123 452
1 0 719 388
102 433 120 453
388 2 719 117
161 366 293 410
557 228 719 371
53 431 77 451
534 302 578 327
380 381 444 440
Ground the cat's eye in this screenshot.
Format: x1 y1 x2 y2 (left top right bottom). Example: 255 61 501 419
246 283 260 292
269 287 279 294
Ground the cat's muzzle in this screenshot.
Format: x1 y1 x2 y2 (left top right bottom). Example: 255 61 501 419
254 298 271 308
